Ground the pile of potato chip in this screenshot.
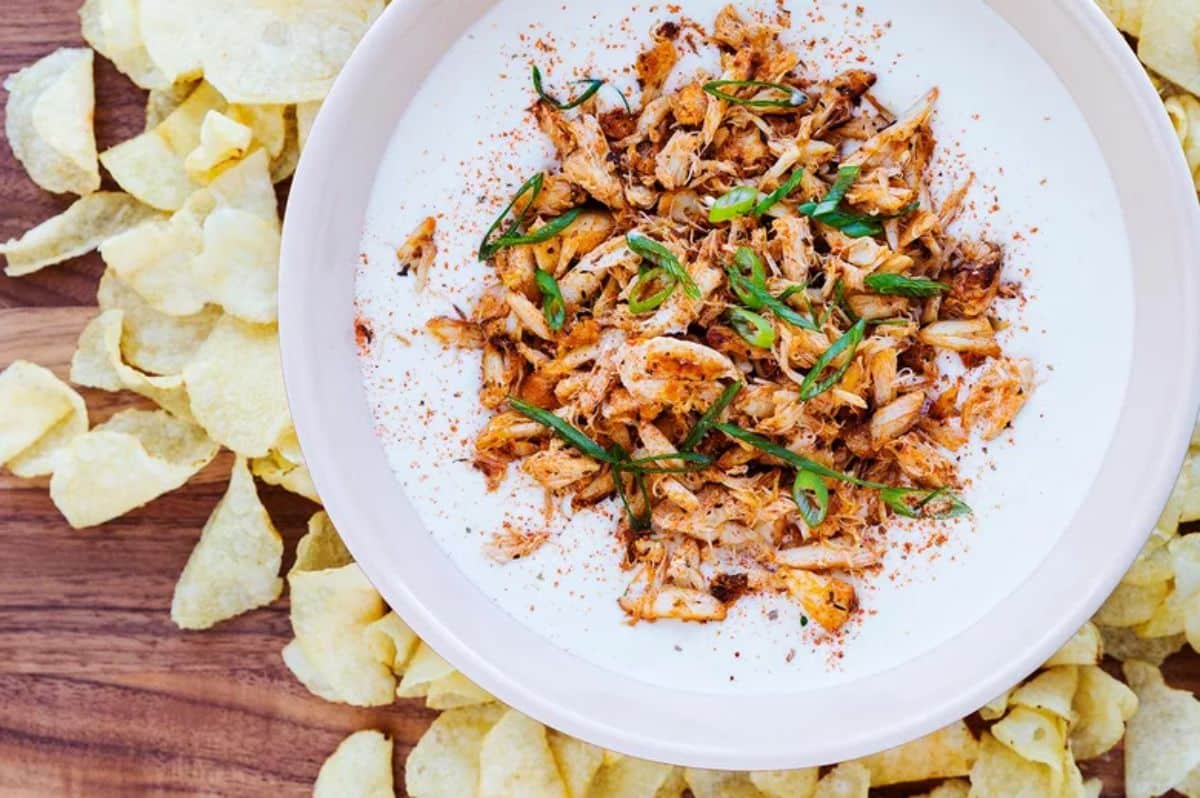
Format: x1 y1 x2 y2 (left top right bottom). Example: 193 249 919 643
3 0 1200 795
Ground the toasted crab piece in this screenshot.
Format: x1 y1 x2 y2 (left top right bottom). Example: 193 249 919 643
426 316 482 349
962 357 1034 440
619 565 728 622
771 217 817 281
484 528 551 563
942 241 1003 319
655 130 703 190
522 447 602 490
615 96 674 149
664 538 706 591
776 543 880 571
670 82 709 126
636 35 678 103
843 88 939 169
619 338 738 407
571 329 627 411
526 173 586 216
396 216 437 291
918 318 1000 355
885 431 958 487
505 290 555 341
559 236 641 309
531 210 615 274
638 423 700 512
781 568 858 631
536 105 627 209
870 390 926 449
868 347 898 407
480 343 523 408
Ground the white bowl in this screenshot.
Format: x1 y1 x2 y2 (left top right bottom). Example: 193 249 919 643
281 0 1200 768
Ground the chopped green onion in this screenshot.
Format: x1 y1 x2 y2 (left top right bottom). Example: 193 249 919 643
798 318 867 401
714 422 869 486
709 185 759 222
605 83 633 114
534 269 566 331
479 173 543 260
880 486 972 520
726 268 820 332
509 397 613 463
532 65 604 110
492 208 582 249
810 165 861 216
754 167 804 216
863 273 950 297
833 277 856 321
626 232 700 299
791 471 829 527
626 452 714 474
628 267 677 314
728 307 776 349
796 165 885 238
734 246 768 287
680 381 743 451
703 80 808 108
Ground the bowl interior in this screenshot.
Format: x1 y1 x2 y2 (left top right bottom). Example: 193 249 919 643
281 0 1200 768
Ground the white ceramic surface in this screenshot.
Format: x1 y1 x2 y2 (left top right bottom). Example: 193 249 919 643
280 0 1200 768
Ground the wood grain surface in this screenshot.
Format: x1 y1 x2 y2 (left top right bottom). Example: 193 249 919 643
0 2 1196 796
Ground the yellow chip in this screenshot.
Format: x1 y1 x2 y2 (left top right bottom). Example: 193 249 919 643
70 309 193 419
478 710 568 798
1043 621 1102 667
588 755 683 798
1071 664 1138 761
912 781 969 798
1139 0 1200 96
281 638 341 703
79 0 169 90
1172 532 1200 598
1094 579 1171 627
683 769 763 798
977 690 1011 721
990 706 1067 790
288 563 393 706
968 731 1056 798
812 762 870 798
313 730 393 798
1096 0 1148 35
144 80 197 130
397 641 496 709
294 510 354 572
98 200 208 316
269 108 301 184
1123 536 1178 586
405 703 507 798
192 207 280 323
365 611 420 674
852 720 978 786
4 48 99 196
296 99 322 151
140 0 384 104
100 81 225 211
96 270 218 375
49 408 217 528
1178 766 1200 798
183 110 252 183
182 315 290 457
1099 624 1186 664
1123 660 1200 798
251 451 319 503
749 769 819 798
547 731 605 798
227 103 287 158
1010 667 1079 723
1 192 160 277
170 456 283 630
0 360 88 478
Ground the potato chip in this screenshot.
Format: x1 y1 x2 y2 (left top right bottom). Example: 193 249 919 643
191 208 280 323
396 641 496 709
6 385 87 479
478 709 567 798
427 671 497 711
852 720 978 786
1044 621 1102 667
140 0 384 104
70 309 193 419
1070 664 1138 760
49 408 217 528
79 0 170 90
812 762 870 798
0 360 80 464
294 510 353 572
749 769 819 798
1123 537 1177 587
280 639 340 703
683 769 763 798
1173 533 1200 598
1099 624 1187 664
269 108 301 184
227 103 286 158
1178 766 1200 797
287 562 393 706
182 315 290 457
1123 660 1200 798
365 612 420 674
1 192 160 277
967 731 1055 798
977 690 1011 721
1096 0 1148 36
296 99 322 151
405 703 506 798
4 48 99 195
100 81 225 210
96 270 218 375
1139 0 1200 96
991 707 1067 787
98 199 208 316
170 456 283 629
183 111 252 183
1134 589 1189 638
1010 667 1079 723
587 754 683 798
913 781 969 798
313 730 393 798
143 80 197 130
1094 579 1171 627
547 731 605 798
251 451 319 502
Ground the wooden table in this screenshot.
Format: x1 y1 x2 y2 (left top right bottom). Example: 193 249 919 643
0 2 1195 795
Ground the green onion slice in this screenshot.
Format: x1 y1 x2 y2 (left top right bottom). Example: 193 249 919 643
534 269 566 331
609 444 653 530
863 273 950 297
728 307 776 349
726 268 820 332
880 486 972 520
709 185 759 222
628 267 677 314
791 471 829 527
714 422 869 486
796 165 886 238
509 397 613 463
703 80 808 108
626 452 714 474
754 167 804 216
810 165 861 216
626 232 700 299
479 173 543 260
489 209 582 252
798 318 867 400
680 381 743 451
532 65 605 110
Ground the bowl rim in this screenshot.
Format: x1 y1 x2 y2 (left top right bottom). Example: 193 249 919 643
279 0 1200 768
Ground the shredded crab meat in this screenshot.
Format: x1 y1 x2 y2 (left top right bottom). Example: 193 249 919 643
422 5 1034 631
395 217 437 291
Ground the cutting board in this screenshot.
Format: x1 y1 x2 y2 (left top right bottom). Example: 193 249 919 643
0 1 1194 795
